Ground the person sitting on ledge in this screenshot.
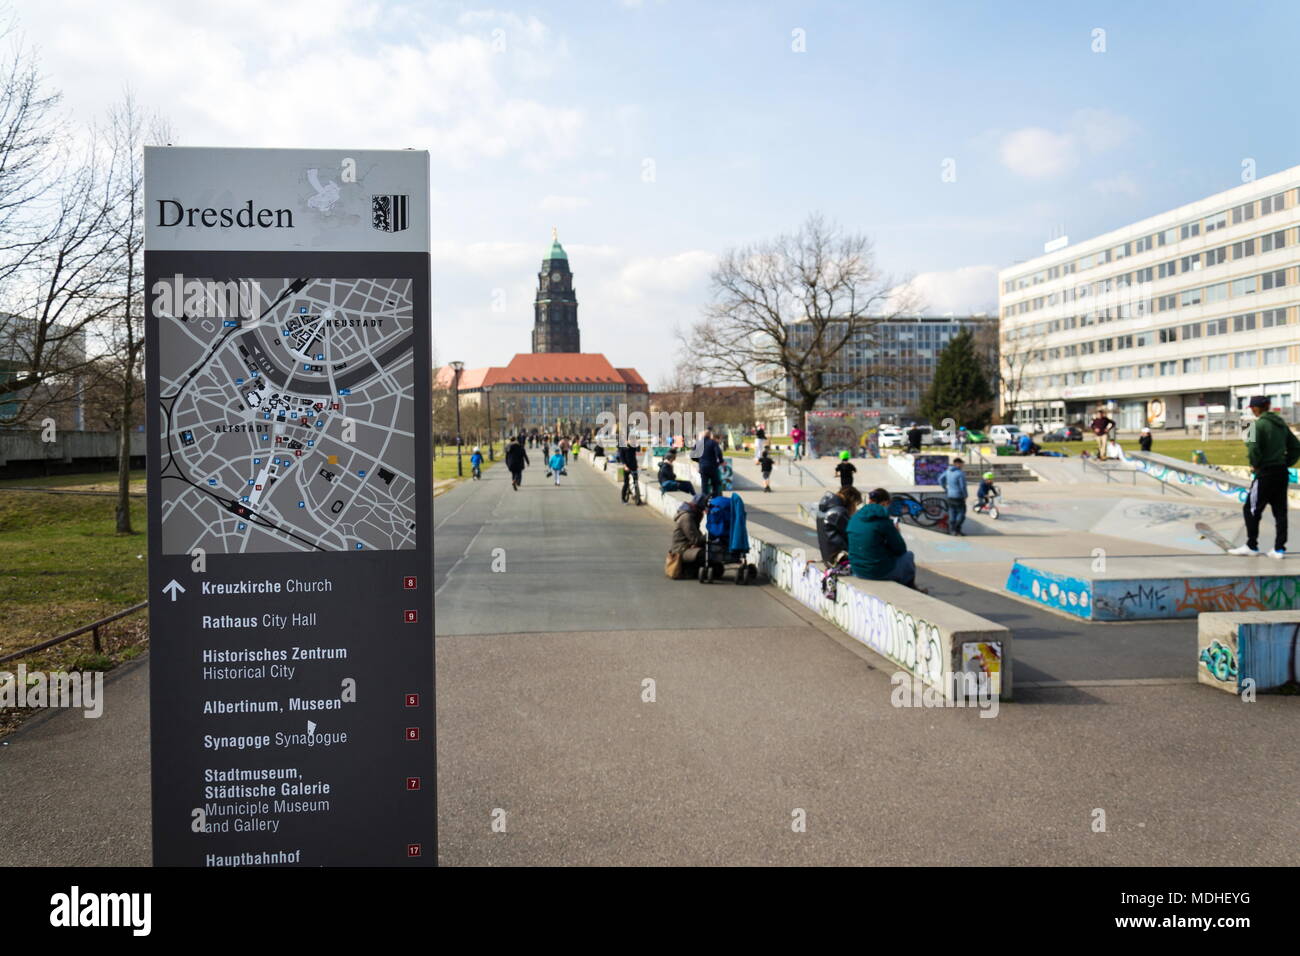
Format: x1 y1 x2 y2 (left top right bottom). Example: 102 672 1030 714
658 450 695 495
847 488 924 591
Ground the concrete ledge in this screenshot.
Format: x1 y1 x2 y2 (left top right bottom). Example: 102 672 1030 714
1198 611 1300 694
579 447 1013 699
1007 555 1300 621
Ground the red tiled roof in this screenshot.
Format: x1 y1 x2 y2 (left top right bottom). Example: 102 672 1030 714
438 354 648 388
497 353 626 384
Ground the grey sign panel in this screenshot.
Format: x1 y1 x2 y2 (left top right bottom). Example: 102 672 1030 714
146 147 432 867
144 147 429 253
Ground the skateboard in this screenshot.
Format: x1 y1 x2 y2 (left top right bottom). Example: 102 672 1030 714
1195 522 1235 553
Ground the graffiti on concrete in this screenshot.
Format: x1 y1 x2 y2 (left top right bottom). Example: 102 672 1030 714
1132 457 1249 503
1199 639 1239 683
748 534 947 690
1261 576 1300 610
913 455 948 487
1121 501 1225 526
1116 584 1170 614
1005 562 1092 618
1176 579 1263 613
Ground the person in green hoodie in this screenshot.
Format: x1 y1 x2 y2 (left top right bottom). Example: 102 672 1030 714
847 488 919 588
1231 395 1300 558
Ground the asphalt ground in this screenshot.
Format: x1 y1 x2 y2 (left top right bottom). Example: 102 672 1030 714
433 454 1300 866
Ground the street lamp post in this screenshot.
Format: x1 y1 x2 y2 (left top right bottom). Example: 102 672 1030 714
484 386 495 461
451 361 465 477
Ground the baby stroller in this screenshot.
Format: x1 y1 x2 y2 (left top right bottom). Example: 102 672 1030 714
699 493 758 585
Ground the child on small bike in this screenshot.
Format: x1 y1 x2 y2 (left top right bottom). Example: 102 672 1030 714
976 471 998 511
470 446 484 480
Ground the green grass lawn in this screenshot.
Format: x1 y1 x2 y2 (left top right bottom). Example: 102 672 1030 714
434 442 504 481
1031 437 1249 466
0 488 149 664
0 469 147 492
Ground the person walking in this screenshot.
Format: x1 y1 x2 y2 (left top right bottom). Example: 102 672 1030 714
504 437 529 491
1138 427 1153 453
758 446 775 492
790 424 805 461
559 436 571 464
1230 395 1300 558
834 450 857 489
697 429 725 498
549 448 566 486
754 423 767 462
941 457 969 536
1090 407 1115 460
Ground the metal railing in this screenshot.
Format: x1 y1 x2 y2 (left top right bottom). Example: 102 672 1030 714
0 601 148 665
1079 455 1189 496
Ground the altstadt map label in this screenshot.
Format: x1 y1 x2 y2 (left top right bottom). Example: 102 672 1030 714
145 148 433 867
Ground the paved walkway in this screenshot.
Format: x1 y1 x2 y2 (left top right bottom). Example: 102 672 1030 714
434 452 1299 866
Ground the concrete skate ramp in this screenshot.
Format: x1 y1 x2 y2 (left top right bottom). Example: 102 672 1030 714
1006 554 1300 621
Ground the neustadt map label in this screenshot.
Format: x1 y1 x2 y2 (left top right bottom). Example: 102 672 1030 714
145 148 433 866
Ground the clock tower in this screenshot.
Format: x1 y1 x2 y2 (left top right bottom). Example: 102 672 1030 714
531 228 580 353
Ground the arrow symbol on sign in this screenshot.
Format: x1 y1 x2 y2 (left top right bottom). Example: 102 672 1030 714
162 579 186 602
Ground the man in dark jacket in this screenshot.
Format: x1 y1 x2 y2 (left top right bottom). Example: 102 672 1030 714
504 438 529 491
906 424 924 453
1232 395 1300 557
847 488 918 588
658 451 695 495
817 486 862 563
618 440 640 500
697 429 725 498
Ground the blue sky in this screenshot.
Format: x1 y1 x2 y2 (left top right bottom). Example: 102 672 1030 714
19 0 1300 385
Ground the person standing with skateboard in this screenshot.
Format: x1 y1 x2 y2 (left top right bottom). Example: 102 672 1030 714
1229 395 1300 558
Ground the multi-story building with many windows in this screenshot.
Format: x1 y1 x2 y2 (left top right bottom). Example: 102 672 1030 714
999 166 1300 432
753 315 995 433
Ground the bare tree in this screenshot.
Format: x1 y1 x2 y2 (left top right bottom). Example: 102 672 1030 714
679 214 919 436
0 140 121 425
996 326 1046 424
86 93 167 533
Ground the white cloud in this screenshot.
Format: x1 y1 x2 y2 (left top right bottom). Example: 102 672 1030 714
906 265 999 315
15 0 582 168
998 108 1138 180
999 127 1076 179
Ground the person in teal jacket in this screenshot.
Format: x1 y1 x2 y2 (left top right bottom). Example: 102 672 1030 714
847 488 918 588
549 450 566 486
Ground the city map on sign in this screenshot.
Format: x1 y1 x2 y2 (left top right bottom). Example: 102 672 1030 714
157 276 416 554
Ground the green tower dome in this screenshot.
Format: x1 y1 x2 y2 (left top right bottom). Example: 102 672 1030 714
545 226 567 261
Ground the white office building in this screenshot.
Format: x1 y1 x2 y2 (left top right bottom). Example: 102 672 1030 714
998 165 1300 432
753 315 995 433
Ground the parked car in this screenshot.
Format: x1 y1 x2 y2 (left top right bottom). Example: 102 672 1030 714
878 426 905 448
988 424 1024 446
1044 426 1083 442
964 429 989 443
